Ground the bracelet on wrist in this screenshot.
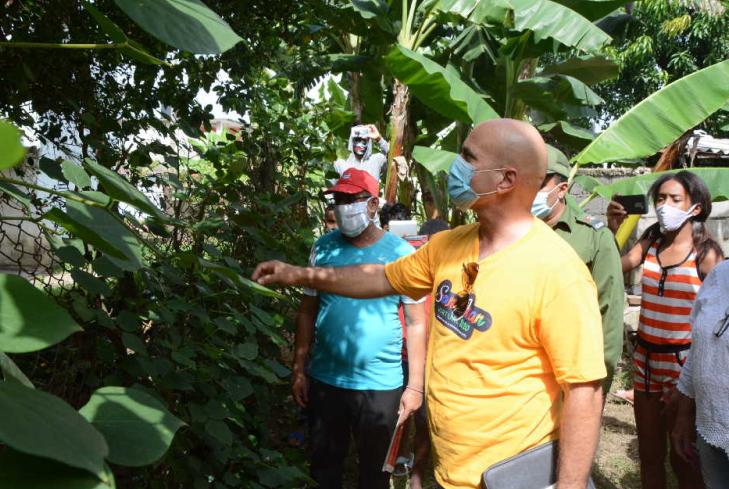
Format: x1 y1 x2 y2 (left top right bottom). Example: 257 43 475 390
406 385 424 394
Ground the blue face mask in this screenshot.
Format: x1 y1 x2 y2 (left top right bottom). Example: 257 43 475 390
447 155 506 210
530 186 561 219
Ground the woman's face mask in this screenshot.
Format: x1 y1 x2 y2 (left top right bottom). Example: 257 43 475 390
334 198 375 237
656 202 697 233
447 155 505 210
531 185 561 219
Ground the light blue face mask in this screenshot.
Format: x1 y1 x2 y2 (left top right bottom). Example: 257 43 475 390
447 155 506 210
530 185 561 219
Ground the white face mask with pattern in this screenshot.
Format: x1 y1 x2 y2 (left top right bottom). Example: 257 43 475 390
656 203 697 233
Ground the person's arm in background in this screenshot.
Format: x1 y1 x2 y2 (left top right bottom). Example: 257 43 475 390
368 124 389 154
398 300 427 424
291 295 319 407
592 229 625 395
673 323 699 466
558 381 604 489
606 198 650 273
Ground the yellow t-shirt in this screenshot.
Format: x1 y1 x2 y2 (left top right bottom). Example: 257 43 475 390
385 219 606 489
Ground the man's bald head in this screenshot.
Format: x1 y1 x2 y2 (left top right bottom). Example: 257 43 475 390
462 119 547 191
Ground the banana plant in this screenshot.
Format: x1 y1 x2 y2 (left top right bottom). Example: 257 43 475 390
569 59 729 245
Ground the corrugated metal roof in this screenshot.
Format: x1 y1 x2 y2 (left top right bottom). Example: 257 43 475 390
686 130 729 156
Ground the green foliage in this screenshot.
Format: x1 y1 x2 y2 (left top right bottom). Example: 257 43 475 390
0 381 110 478
595 0 729 134
0 120 26 170
574 59 729 165
509 0 612 52
591 167 729 201
0 1 325 487
0 274 82 353
0 450 115 489
79 387 185 467
412 145 458 174
385 46 499 124
112 0 243 54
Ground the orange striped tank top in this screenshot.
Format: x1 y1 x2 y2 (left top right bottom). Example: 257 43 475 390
638 240 702 345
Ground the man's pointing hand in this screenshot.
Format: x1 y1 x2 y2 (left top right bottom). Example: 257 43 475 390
252 260 305 287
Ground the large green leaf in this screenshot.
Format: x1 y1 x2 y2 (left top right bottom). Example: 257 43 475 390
84 159 163 219
385 46 499 124
572 174 602 194
43 208 128 260
79 386 185 467
432 0 511 24
0 450 115 489
510 0 612 52
0 381 109 478
413 145 458 175
62 160 92 189
540 56 619 85
512 74 603 119
0 274 82 353
350 0 397 35
198 258 285 299
538 120 594 150
0 120 26 170
574 60 729 165
591 168 729 202
65 199 145 272
113 0 242 54
0 352 33 387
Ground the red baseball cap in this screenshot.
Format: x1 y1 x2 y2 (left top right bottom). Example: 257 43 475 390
325 168 379 196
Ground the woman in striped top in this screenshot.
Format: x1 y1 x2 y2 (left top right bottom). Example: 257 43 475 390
609 171 723 489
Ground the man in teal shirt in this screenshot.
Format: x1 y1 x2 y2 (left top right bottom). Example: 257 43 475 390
531 147 624 394
292 168 426 489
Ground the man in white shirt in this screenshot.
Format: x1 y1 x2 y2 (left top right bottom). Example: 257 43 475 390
334 124 389 181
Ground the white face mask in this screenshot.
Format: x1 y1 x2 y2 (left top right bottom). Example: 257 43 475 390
334 199 375 237
656 203 697 233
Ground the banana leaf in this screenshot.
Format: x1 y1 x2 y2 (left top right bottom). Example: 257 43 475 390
113 0 242 55
538 121 594 150
412 145 458 175
591 167 729 202
540 56 619 85
510 0 612 52
512 74 603 119
385 46 499 124
574 59 729 165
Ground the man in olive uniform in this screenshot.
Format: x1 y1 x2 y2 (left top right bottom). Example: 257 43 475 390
531 147 624 394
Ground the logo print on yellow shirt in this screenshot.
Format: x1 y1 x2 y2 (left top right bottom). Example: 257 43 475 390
434 280 492 340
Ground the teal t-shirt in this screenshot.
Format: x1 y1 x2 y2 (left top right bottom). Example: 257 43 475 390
305 230 416 390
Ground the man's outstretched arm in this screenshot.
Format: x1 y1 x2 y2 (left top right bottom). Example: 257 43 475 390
252 260 396 298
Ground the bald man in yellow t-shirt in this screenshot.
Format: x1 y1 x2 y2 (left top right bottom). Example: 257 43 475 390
253 119 606 489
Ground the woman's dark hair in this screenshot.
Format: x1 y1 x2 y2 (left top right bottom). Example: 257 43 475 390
641 171 724 267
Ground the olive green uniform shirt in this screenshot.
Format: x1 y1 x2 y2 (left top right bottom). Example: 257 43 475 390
553 203 624 393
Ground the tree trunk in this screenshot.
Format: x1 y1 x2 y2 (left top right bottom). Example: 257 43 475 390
350 72 363 124
384 79 410 204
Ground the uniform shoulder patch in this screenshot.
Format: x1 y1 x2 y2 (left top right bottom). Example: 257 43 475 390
579 214 606 230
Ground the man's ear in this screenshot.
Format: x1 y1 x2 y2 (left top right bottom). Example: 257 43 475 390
497 168 517 192
368 196 379 215
557 181 569 200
